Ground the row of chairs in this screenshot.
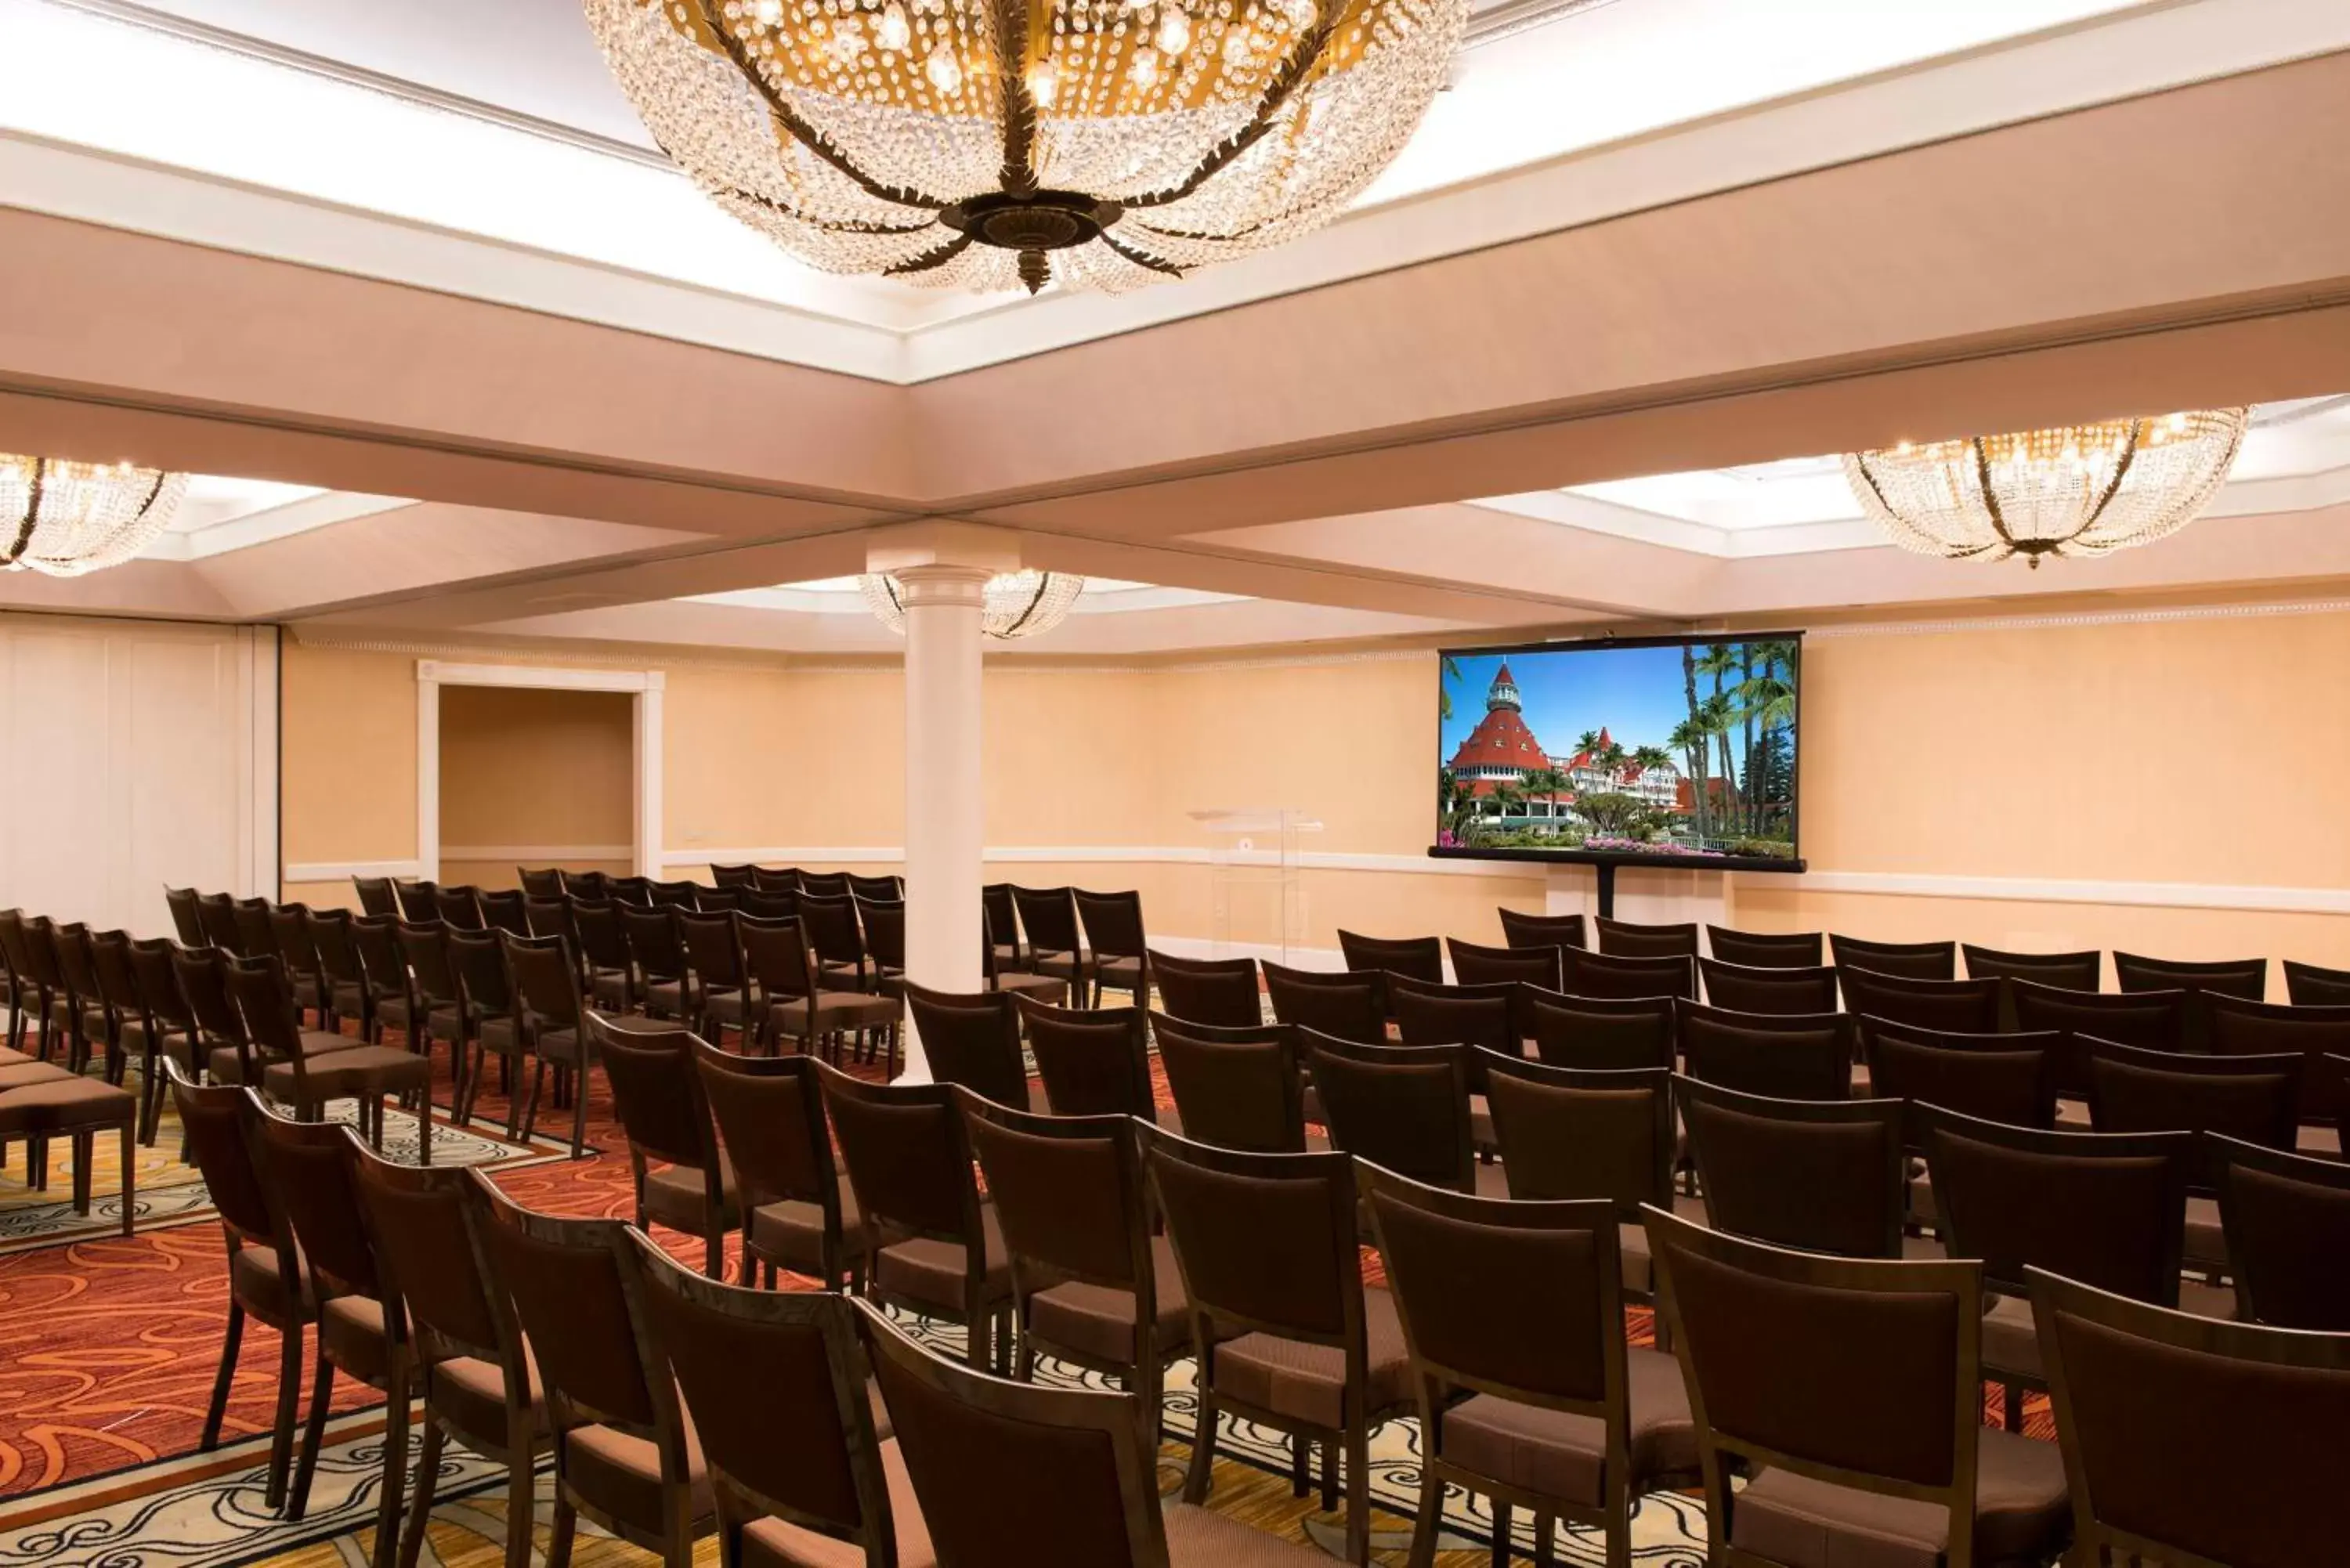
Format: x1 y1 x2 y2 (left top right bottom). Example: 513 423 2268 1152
0 909 141 1223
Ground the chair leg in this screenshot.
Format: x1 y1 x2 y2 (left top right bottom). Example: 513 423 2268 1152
398 1418 446 1568
548 1493 577 1568
1405 1462 1444 1568
1492 1501 1512 1568
201 1300 245 1451
704 1223 723 1281
1533 1512 1558 1568
265 1323 304 1510
418 1094 433 1166
2004 1381 2025 1433
371 1359 409 1568
1321 1437 1338 1512
1184 1380 1220 1505
497 1435 536 1568
1344 1422 1371 1566
570 1066 587 1160
1291 1432 1311 1498
287 1336 337 1519
70 1131 93 1216
118 1121 135 1237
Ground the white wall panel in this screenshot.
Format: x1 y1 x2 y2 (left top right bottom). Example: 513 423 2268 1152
0 614 274 938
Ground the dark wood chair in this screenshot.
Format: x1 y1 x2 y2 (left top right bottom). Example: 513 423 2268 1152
1560 946 1695 1003
1643 1207 2069 1568
1361 1165 1695 1568
266 903 330 1029
674 908 754 1043
1678 1077 1907 1259
742 912 900 1067
1148 948 1261 1028
1263 962 1386 1044
797 872 851 899
1499 908 1587 952
845 872 902 901
902 983 1029 1111
1075 888 1151 1007
799 891 884 1005
434 884 486 930
309 909 373 1042
1335 930 1444 1013
1016 995 1159 1122
620 903 696 1021
749 866 802 894
981 881 1027 975
819 1064 1010 1371
1705 926 1823 969
960 1093 1191 1440
1859 1021 2059 1229
1840 968 2002 1035
2210 1133 2350 1330
2114 952 2267 1053
1524 989 1676 1071
588 1015 736 1278
465 1178 715 1568
2083 1038 2302 1270
648 879 703 911
853 894 906 998
1152 1015 1310 1154
165 885 208 944
1447 937 1562 992
2030 1266 2350 1568
626 1238 925 1568
477 888 531 937
519 867 566 898
692 1041 864 1292
1010 885 1092 1000
1697 958 1838 1017
704 863 757 889
351 876 400 918
1141 1125 1413 1565
347 1141 549 1568
2207 992 2350 1151
1962 945 2101 1029
2283 958 2350 1007
47 920 107 1074
198 890 248 953
111 933 194 1141
2012 979 2188 1093
231 898 280 966
1302 1034 1496 1198
345 916 414 1049
1828 933 1957 981
501 931 598 1158
571 898 637 1013
1595 918 1699 961
1678 1002 1854 1101
980 906 1068 1007
448 927 522 1131
858 1294 1321 1568
221 956 430 1157
392 919 468 1070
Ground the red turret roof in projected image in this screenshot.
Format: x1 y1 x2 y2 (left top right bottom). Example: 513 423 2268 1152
1448 663 1553 778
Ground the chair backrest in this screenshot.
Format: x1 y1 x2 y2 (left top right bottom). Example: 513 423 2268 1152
2283 959 2350 1007
628 1238 896 1556
0 908 30 988
465 1179 682 1465
858 1299 1172 1568
1857 1019 2059 1145
1705 926 1824 969
676 908 747 992
1141 1127 1361 1351
1333 930 1444 999
819 1064 984 1249
620 902 687 981
435 884 486 930
127 935 193 1030
2086 1038 2301 1147
963 1093 1152 1301
1524 988 1676 1071
797 871 851 898
165 1063 285 1251
2114 951 2267 1052
1009 886 1082 955
173 942 244 1047
1679 1077 1906 1258
400 919 461 1007
1697 958 1838 1017
309 908 364 987
1595 917 1699 960
164 886 208 945
1560 945 1696 1002
692 1041 841 1219
447 927 514 1018
707 863 757 889
903 983 1029 1112
1150 1015 1307 1154
1480 1054 1672 1216
846 873 902 902
694 883 741 912
609 875 654 906
1302 1035 1475 1194
648 879 703 910
1386 975 1520 1057
477 888 531 937
21 915 68 988
1074 890 1148 964
231 898 277 962
2012 980 2188 1089
349 876 399 917
2207 993 2350 1125
571 899 633 972
855 896 905 970
1017 997 1155 1121
566 869 613 900
740 888 800 922
1918 1104 2191 1303
1361 1166 1625 1442
1646 1209 1986 1558
1445 937 1561 992
518 867 566 898
347 1141 504 1367
501 931 585 1034
1260 962 1385 1045
222 956 309 1086
1145 949 1260 1029
197 891 244 953
52 920 102 1005
1961 943 2102 993
522 894 578 949
1840 968 2002 1035
349 915 409 1004
797 894 866 971
1828 933 1957 981
737 912 819 1003
2030 1266 2350 1568
1678 1002 1853 1101
588 1015 722 1172
387 880 438 923
980 882 1021 956
2209 1134 2350 1331
1498 907 1587 952
248 1104 380 1302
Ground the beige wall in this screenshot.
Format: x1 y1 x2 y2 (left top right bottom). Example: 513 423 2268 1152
277 607 2350 973
436 685 634 891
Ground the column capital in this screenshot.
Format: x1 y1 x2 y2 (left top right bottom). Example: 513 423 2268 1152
890 562 995 610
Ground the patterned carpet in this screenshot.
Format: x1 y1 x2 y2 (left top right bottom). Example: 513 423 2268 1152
0 1021 2051 1566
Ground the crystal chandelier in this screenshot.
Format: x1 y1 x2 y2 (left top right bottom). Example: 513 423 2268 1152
0 453 189 577
584 0 1466 294
860 569 1085 638
1843 409 2248 568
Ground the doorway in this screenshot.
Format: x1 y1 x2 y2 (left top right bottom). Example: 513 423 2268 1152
436 684 636 891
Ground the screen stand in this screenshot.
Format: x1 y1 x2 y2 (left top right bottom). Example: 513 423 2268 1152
1593 862 1618 921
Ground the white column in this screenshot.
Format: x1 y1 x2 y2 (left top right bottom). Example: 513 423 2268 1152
895 564 992 1082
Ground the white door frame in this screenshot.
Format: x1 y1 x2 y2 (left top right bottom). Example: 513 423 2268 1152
415 659 664 883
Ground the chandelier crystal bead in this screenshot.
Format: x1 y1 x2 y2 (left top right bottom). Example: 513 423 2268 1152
1842 408 2249 567
0 453 189 578
859 569 1086 638
584 0 1466 294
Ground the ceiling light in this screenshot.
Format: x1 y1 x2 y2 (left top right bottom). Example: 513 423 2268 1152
1842 409 2249 567
1 453 189 577
586 0 1468 294
859 569 1086 639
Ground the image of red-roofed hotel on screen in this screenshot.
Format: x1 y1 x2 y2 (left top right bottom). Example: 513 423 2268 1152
1437 638 1799 858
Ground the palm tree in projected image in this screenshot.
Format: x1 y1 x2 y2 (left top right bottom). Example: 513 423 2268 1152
1490 779 1526 822
1631 744 1673 784
1520 764 1567 829
1438 653 1463 722
1668 715 1712 843
1697 643 1744 836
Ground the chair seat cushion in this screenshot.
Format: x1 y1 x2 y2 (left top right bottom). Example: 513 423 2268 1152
642 980 691 1017
1732 1426 2070 1568
230 1244 310 1323
566 1414 712 1531
1438 1346 1697 1506
2185 1194 2225 1269
591 971 631 1010
990 973 1068 1005
768 992 899 1036
259 1043 436 1100
0 1076 136 1131
433 1344 544 1446
1211 1284 1412 1430
740 1437 935 1568
748 1186 868 1278
0 1061 76 1090
320 1294 392 1384
644 1158 741 1233
873 1207 1010 1316
1026 1234 1191 1367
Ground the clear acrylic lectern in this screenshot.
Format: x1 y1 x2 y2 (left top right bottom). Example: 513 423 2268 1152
1188 808 1322 963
